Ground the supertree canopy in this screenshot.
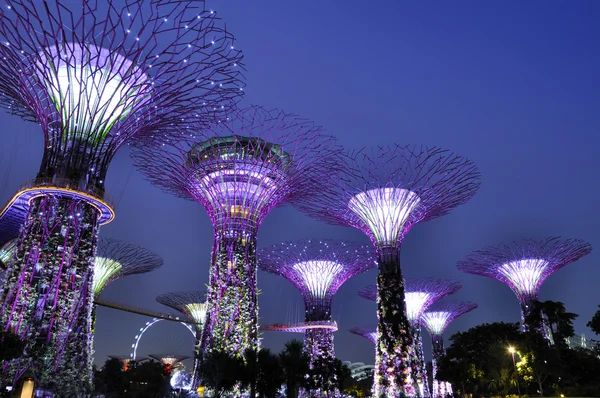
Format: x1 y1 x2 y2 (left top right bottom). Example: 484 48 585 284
297 145 480 397
349 325 377 345
0 0 243 390
259 239 376 396
359 278 462 398
457 237 592 330
156 291 207 387
422 301 477 397
131 106 341 361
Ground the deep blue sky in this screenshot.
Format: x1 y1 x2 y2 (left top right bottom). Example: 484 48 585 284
0 0 599 368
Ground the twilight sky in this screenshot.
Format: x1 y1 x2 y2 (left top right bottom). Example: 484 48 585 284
0 0 599 368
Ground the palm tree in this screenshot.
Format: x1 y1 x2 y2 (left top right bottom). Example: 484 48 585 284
243 348 259 398
279 339 309 398
257 348 284 398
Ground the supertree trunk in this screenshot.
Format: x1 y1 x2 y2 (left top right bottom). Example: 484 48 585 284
430 334 444 397
304 328 339 397
410 325 429 397
0 195 99 388
201 229 259 358
375 247 414 398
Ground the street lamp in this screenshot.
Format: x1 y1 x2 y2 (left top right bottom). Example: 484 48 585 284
508 346 521 397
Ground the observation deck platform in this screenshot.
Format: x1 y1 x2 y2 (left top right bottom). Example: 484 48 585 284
0 179 115 248
261 320 338 333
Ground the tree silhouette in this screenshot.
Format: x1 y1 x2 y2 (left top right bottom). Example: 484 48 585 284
199 351 244 397
587 305 600 336
279 339 310 398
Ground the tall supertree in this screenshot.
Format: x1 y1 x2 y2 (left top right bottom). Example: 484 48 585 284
258 239 376 396
131 106 341 361
156 291 207 387
56 237 163 392
0 0 244 387
349 325 377 344
421 301 477 397
359 278 462 397
457 237 592 333
298 145 480 397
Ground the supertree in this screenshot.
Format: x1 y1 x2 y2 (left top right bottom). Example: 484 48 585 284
56 237 163 392
0 0 244 388
258 239 376 396
131 106 341 361
149 354 189 374
421 301 477 397
156 291 207 387
457 237 592 333
359 278 462 397
297 145 480 397
349 325 377 344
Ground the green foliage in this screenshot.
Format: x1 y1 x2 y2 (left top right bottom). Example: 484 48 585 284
256 348 285 398
587 305 600 335
0 329 24 361
94 359 169 397
279 339 310 398
199 350 245 398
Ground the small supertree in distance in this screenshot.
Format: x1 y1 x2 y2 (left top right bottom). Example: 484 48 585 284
422 301 477 397
359 278 462 397
156 291 207 387
0 0 244 389
149 354 190 375
457 237 592 333
349 325 377 344
132 106 342 362
258 239 376 397
297 145 480 397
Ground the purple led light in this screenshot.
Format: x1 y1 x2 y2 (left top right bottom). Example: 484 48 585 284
349 325 377 345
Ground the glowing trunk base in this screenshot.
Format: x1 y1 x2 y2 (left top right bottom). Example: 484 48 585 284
200 231 259 358
410 325 429 398
304 328 339 397
374 247 414 398
0 195 99 388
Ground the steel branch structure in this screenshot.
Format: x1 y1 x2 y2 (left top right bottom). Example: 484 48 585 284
156 291 208 387
359 278 462 397
0 0 243 391
297 145 480 397
258 239 376 397
132 105 341 361
349 325 377 345
422 301 477 397
457 237 592 331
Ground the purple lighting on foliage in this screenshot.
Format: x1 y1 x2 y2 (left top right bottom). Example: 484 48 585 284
297 144 480 398
132 106 341 360
0 0 243 393
349 326 377 345
422 301 477 398
258 239 376 397
457 237 592 330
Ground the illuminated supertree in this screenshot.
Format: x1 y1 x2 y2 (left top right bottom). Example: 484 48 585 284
132 106 341 361
156 291 207 387
422 301 477 397
349 325 377 344
149 354 189 374
457 237 592 332
359 278 462 397
298 145 480 397
258 239 376 396
0 0 243 388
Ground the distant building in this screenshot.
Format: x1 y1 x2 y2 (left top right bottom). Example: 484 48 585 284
343 361 375 381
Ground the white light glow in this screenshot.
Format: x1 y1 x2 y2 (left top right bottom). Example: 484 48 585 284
184 303 207 324
348 188 421 246
93 257 123 295
405 292 431 321
38 43 150 142
499 258 549 297
293 260 344 299
0 239 16 265
421 311 452 335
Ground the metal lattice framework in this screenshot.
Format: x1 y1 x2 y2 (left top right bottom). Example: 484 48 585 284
296 144 480 397
457 237 592 325
132 106 341 361
0 1 244 393
156 291 208 327
258 239 376 397
422 301 477 398
349 325 377 345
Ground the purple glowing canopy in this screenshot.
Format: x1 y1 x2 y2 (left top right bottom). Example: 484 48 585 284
296 145 481 248
358 277 462 323
421 301 478 336
132 106 342 232
349 325 377 344
156 291 208 325
258 240 376 309
457 237 592 303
